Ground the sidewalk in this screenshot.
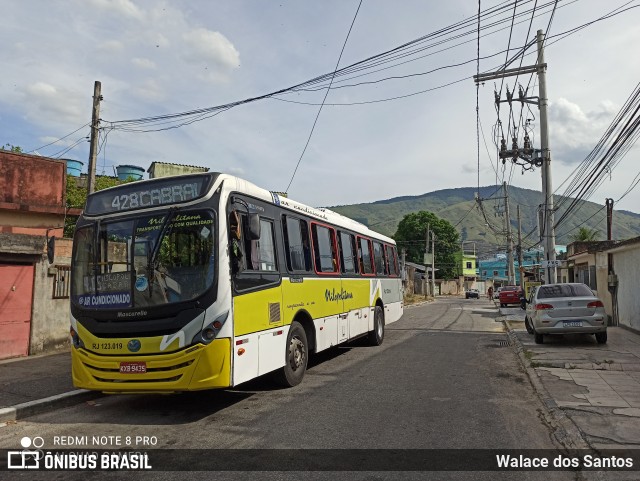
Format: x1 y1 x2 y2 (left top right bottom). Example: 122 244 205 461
502 309 640 450
0 350 99 422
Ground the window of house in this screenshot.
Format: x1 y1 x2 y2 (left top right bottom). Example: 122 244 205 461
493 270 499 276
311 224 338 273
52 265 71 299
338 231 358 274
482 270 487 276
466 261 473 269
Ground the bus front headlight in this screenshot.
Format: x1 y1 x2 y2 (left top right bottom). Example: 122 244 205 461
70 327 85 349
193 311 228 345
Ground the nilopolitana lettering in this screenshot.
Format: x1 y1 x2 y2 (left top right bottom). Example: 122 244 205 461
325 288 354 302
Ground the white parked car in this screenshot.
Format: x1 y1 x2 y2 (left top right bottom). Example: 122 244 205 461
522 283 607 344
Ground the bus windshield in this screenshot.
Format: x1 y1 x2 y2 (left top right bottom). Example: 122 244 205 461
71 209 216 309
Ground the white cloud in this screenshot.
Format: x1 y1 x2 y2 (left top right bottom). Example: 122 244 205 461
98 40 125 52
132 79 165 102
549 98 618 164
86 0 144 20
23 82 85 125
182 28 240 70
226 166 245 176
131 57 156 69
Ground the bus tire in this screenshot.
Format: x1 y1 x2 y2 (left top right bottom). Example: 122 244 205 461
273 321 308 387
367 305 385 346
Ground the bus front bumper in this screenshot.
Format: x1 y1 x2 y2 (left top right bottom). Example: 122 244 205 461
71 338 231 393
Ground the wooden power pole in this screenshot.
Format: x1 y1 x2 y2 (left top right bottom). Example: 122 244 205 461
87 81 102 195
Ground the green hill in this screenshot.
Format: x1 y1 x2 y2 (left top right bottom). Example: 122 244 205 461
329 186 640 255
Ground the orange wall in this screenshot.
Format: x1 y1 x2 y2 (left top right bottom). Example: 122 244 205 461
0 151 66 212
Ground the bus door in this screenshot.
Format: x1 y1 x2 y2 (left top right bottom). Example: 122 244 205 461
229 202 283 382
340 232 369 339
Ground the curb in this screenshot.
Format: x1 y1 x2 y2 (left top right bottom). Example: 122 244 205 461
503 322 592 451
0 390 102 423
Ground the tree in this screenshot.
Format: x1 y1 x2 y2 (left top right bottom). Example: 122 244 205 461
64 175 132 237
1 143 23 153
568 227 599 243
393 211 460 279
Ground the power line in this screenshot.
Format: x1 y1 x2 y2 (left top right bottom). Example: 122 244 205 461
285 0 362 193
102 0 566 131
25 123 90 155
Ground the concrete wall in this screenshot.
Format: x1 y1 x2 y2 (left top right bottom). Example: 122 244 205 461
0 234 73 356
0 151 67 236
0 210 64 236
148 162 209 179
439 280 461 295
29 238 73 354
0 151 66 209
613 249 640 330
594 251 614 321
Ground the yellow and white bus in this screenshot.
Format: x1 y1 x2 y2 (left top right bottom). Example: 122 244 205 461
69 172 403 392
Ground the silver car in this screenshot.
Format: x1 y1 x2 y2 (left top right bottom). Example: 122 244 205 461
522 283 607 344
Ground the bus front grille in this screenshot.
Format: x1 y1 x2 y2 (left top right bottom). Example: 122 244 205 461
93 375 182 383
82 360 194 373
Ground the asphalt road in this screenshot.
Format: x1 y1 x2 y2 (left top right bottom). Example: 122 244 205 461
0 297 577 480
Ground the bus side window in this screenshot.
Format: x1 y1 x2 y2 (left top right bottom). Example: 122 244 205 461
241 216 277 272
373 241 386 276
385 245 397 276
311 224 338 273
283 216 311 272
358 237 373 275
338 231 357 274
229 210 244 274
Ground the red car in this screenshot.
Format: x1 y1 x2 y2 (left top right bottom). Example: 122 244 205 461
499 285 524 307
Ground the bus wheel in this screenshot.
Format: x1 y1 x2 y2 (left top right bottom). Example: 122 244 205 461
273 321 308 387
367 305 385 346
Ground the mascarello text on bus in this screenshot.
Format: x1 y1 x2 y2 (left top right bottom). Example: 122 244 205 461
69 172 403 392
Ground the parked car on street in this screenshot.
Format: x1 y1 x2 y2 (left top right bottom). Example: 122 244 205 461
521 283 607 345
498 285 523 307
465 288 479 299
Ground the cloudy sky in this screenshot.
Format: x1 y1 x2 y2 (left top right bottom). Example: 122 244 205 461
1 0 639 221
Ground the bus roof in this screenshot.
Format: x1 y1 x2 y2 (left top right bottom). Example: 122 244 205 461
83 171 396 245
217 173 396 245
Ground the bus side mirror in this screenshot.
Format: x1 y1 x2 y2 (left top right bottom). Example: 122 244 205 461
47 236 55 264
248 213 261 240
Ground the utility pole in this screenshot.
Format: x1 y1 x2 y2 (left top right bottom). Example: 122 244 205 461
606 198 614 240
517 205 524 286
504 182 515 285
401 248 406 283
431 232 436 298
473 30 556 284
425 223 430 297
537 30 557 285
87 81 102 195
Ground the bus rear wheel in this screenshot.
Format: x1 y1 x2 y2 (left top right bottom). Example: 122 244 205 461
367 305 385 346
273 321 308 387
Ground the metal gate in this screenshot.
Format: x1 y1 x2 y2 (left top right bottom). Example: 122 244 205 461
0 264 34 359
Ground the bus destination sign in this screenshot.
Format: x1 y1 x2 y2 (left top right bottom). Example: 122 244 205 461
84 175 211 215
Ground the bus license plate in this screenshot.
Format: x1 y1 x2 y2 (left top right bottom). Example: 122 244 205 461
563 321 582 328
119 362 147 374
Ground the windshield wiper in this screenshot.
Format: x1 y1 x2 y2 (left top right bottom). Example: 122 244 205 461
93 220 101 295
147 208 178 295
